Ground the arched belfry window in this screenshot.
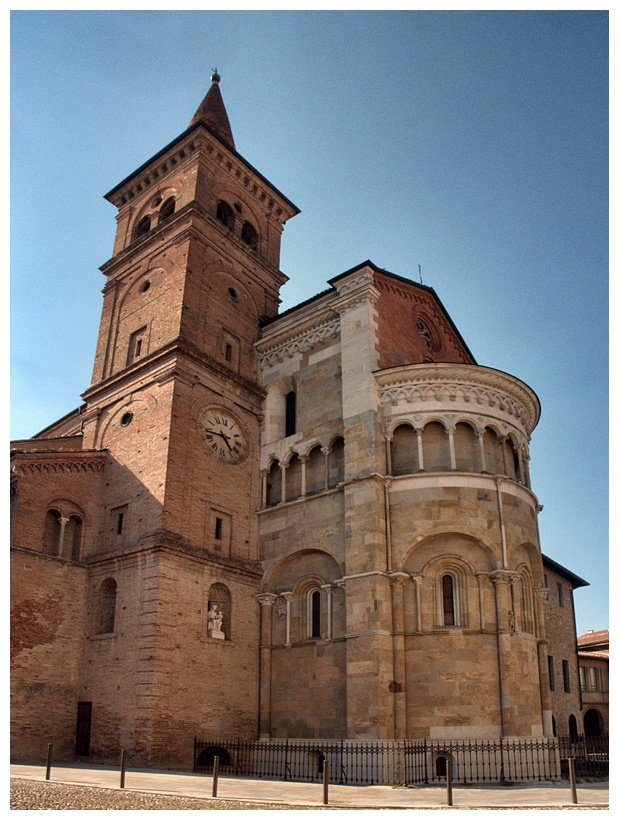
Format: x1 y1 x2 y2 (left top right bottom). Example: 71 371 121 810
241 221 258 249
159 196 175 221
134 215 151 240
285 391 296 437
43 509 62 556
216 200 235 229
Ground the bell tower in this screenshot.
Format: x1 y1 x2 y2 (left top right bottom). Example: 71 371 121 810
77 74 299 765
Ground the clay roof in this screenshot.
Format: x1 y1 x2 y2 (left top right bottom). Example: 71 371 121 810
189 74 235 150
578 629 609 648
578 650 609 660
542 554 589 589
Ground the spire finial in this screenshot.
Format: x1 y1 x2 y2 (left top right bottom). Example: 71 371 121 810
189 70 235 149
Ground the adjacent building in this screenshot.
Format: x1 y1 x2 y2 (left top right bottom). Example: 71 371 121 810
578 629 609 737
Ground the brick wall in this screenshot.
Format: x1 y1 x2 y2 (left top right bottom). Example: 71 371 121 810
11 549 88 761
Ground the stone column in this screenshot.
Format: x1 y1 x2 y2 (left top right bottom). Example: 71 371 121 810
260 470 268 509
384 433 393 475
476 572 488 631
411 575 422 632
415 428 425 471
58 516 70 558
477 430 487 473
282 591 293 646
447 424 457 470
321 446 331 490
515 445 525 484
300 455 308 498
320 584 333 640
490 571 512 736
257 593 277 738
388 572 409 738
280 463 287 504
499 435 508 476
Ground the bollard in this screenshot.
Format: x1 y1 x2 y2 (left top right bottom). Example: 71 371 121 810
45 743 53 781
446 757 453 807
568 757 578 805
120 749 126 789
212 755 219 798
322 759 329 805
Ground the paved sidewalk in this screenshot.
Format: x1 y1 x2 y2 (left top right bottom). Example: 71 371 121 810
10 762 609 809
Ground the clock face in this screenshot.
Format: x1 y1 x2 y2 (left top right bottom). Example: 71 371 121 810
200 410 246 464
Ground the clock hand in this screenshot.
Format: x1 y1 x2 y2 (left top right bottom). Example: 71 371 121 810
204 428 233 450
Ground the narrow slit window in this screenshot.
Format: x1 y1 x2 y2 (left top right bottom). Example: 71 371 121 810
442 574 455 626
285 391 296 437
215 517 223 541
548 655 555 691
310 589 321 638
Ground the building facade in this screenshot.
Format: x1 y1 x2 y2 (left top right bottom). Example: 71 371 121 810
542 555 588 738
578 630 609 737
10 75 591 769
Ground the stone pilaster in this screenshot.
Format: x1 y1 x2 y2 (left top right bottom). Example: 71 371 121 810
388 572 409 738
257 593 277 738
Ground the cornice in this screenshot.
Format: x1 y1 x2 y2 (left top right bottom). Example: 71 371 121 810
10 450 107 476
375 362 540 434
106 132 201 208
257 310 340 369
106 125 298 225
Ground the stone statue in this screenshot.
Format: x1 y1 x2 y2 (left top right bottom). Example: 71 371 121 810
508 610 515 632
208 604 224 639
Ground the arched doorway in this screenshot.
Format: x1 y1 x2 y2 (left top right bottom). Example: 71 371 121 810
568 714 578 741
584 708 604 737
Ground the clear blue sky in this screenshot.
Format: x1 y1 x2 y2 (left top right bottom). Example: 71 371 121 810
10 10 608 633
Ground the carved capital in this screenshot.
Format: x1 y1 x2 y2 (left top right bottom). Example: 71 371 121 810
387 571 409 588
256 593 278 607
489 570 516 587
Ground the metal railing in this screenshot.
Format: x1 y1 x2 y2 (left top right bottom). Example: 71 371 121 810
193 735 608 785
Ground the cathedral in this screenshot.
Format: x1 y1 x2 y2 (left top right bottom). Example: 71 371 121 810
11 74 588 770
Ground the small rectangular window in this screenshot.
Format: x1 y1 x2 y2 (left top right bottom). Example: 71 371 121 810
127 327 147 365
225 343 232 362
208 508 232 556
557 583 564 607
562 659 570 693
117 512 124 535
548 655 555 691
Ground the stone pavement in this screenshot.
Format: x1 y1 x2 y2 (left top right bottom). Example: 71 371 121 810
10 762 609 809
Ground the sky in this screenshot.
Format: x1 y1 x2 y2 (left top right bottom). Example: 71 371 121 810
10 9 608 634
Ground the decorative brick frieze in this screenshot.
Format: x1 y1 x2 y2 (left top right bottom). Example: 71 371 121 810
11 452 107 477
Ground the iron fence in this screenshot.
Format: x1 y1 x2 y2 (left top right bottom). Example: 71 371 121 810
193 735 608 785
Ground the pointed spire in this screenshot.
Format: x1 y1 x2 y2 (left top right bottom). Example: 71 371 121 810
189 70 235 150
